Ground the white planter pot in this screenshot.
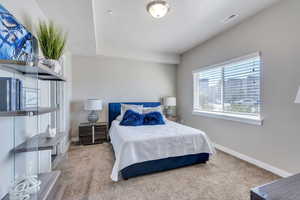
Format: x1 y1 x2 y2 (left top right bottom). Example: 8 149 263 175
42 59 62 74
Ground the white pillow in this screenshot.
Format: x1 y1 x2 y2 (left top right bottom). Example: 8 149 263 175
118 104 143 120
116 115 122 121
143 106 166 120
143 106 163 114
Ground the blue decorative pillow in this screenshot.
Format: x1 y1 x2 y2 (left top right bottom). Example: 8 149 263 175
143 112 165 126
120 110 144 126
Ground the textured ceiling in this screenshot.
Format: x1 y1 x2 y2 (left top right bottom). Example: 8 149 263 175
36 0 281 64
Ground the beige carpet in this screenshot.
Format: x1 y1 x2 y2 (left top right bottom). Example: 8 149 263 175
55 143 279 200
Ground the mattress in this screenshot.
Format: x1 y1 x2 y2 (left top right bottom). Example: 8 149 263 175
109 120 215 181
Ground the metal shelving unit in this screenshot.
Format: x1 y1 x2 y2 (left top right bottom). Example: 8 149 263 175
0 59 65 200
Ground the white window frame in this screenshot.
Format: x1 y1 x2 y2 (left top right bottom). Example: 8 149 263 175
192 52 263 126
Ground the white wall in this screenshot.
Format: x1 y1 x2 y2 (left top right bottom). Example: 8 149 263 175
71 55 177 138
62 52 73 135
177 0 300 174
1 0 47 32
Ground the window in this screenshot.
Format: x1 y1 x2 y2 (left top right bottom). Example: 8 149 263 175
193 53 262 125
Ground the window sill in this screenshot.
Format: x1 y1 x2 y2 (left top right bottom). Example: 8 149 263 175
192 110 263 126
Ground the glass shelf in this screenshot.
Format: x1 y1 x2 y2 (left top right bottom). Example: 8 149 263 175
0 107 58 117
12 132 65 153
2 171 61 200
0 60 66 81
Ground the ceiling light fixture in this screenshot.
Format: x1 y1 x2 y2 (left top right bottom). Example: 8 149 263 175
146 0 170 19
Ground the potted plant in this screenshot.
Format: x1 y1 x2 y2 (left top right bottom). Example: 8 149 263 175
36 21 67 74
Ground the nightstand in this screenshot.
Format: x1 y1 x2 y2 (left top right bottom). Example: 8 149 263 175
166 116 178 122
79 122 108 145
251 173 300 200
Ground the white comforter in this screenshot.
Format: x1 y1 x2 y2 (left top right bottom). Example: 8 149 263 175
109 120 215 181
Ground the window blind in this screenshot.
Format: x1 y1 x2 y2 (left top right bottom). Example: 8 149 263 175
197 67 222 112
193 53 261 117
223 56 260 115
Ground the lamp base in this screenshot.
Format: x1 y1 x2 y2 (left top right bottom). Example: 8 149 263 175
88 111 99 123
166 106 176 118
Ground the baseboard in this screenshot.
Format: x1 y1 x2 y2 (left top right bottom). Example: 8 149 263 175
71 136 79 142
65 140 71 152
214 143 292 178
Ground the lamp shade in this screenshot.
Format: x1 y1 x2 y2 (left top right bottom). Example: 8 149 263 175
295 87 300 104
85 99 103 111
164 97 176 106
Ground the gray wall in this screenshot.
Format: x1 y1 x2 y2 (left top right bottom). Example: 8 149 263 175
71 55 177 138
177 0 300 174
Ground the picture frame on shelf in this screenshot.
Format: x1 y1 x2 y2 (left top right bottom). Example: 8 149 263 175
23 87 40 108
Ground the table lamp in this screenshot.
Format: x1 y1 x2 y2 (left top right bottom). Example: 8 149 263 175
85 99 103 123
164 97 176 117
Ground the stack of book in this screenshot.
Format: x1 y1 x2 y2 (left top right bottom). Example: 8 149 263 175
0 77 23 111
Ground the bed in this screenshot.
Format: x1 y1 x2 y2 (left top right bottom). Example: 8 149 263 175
108 102 215 181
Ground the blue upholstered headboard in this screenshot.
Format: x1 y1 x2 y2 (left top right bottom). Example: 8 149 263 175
108 102 161 127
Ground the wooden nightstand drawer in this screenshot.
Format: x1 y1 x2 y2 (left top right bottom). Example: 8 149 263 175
79 136 105 145
94 134 106 140
79 127 92 136
79 136 93 145
95 126 107 132
79 122 108 145
79 129 106 137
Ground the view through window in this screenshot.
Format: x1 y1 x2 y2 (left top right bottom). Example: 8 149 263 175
193 53 261 118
